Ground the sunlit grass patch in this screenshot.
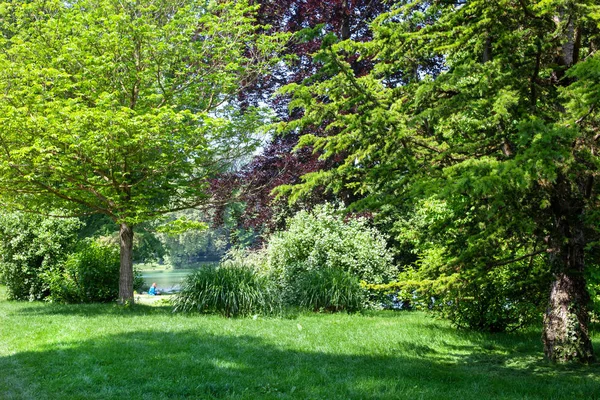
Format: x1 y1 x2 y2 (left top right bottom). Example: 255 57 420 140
0 286 599 399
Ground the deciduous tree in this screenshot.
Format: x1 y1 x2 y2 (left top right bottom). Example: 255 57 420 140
209 0 395 237
0 0 285 303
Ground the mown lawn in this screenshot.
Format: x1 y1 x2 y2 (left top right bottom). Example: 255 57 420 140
1 286 599 400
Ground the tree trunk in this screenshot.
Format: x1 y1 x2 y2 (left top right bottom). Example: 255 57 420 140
118 223 135 304
543 195 594 362
543 272 593 362
482 34 492 63
540 10 593 363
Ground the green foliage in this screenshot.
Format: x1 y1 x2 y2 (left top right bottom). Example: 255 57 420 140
0 213 146 303
0 212 81 301
295 267 365 312
425 265 549 333
586 265 600 318
278 1 600 351
172 260 279 317
222 247 367 313
131 230 167 264
264 204 396 310
155 217 209 235
222 247 270 274
0 0 287 301
0 0 286 224
93 228 167 264
79 213 166 264
267 204 396 284
387 197 552 332
158 210 229 268
364 257 550 332
48 239 144 303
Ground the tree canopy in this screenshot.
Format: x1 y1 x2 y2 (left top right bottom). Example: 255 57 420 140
212 0 394 239
0 0 285 303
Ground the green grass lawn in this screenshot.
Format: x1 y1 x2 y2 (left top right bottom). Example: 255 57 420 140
1 286 599 400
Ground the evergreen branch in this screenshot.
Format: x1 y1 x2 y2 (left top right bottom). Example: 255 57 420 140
487 249 547 268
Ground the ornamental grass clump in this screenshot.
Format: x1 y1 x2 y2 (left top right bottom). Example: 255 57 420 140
172 260 279 317
295 267 365 312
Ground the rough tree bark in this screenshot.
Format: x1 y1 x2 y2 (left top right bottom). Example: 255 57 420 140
543 179 594 362
119 223 135 304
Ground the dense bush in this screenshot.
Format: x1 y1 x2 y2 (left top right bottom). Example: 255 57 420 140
172 206 395 316
0 213 81 301
389 198 552 332
265 204 396 311
365 261 550 332
437 266 550 332
172 259 279 317
48 240 144 303
294 267 365 312
585 265 600 320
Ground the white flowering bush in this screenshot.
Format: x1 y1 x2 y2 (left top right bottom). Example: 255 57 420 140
266 204 396 310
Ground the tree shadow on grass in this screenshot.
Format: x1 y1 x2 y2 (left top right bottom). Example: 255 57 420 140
1 328 599 400
417 322 600 378
10 302 175 317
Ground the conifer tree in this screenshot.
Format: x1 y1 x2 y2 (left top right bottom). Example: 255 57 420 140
282 0 600 362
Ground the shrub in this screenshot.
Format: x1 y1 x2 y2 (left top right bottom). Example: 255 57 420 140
586 265 600 320
389 198 552 332
295 268 365 312
0 213 81 301
365 263 550 332
265 204 396 310
172 260 279 317
437 269 549 333
48 239 144 303
223 247 270 276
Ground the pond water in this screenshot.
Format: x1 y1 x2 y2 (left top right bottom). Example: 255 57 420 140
139 269 196 293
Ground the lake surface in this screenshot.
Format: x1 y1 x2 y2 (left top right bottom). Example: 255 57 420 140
139 269 196 292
